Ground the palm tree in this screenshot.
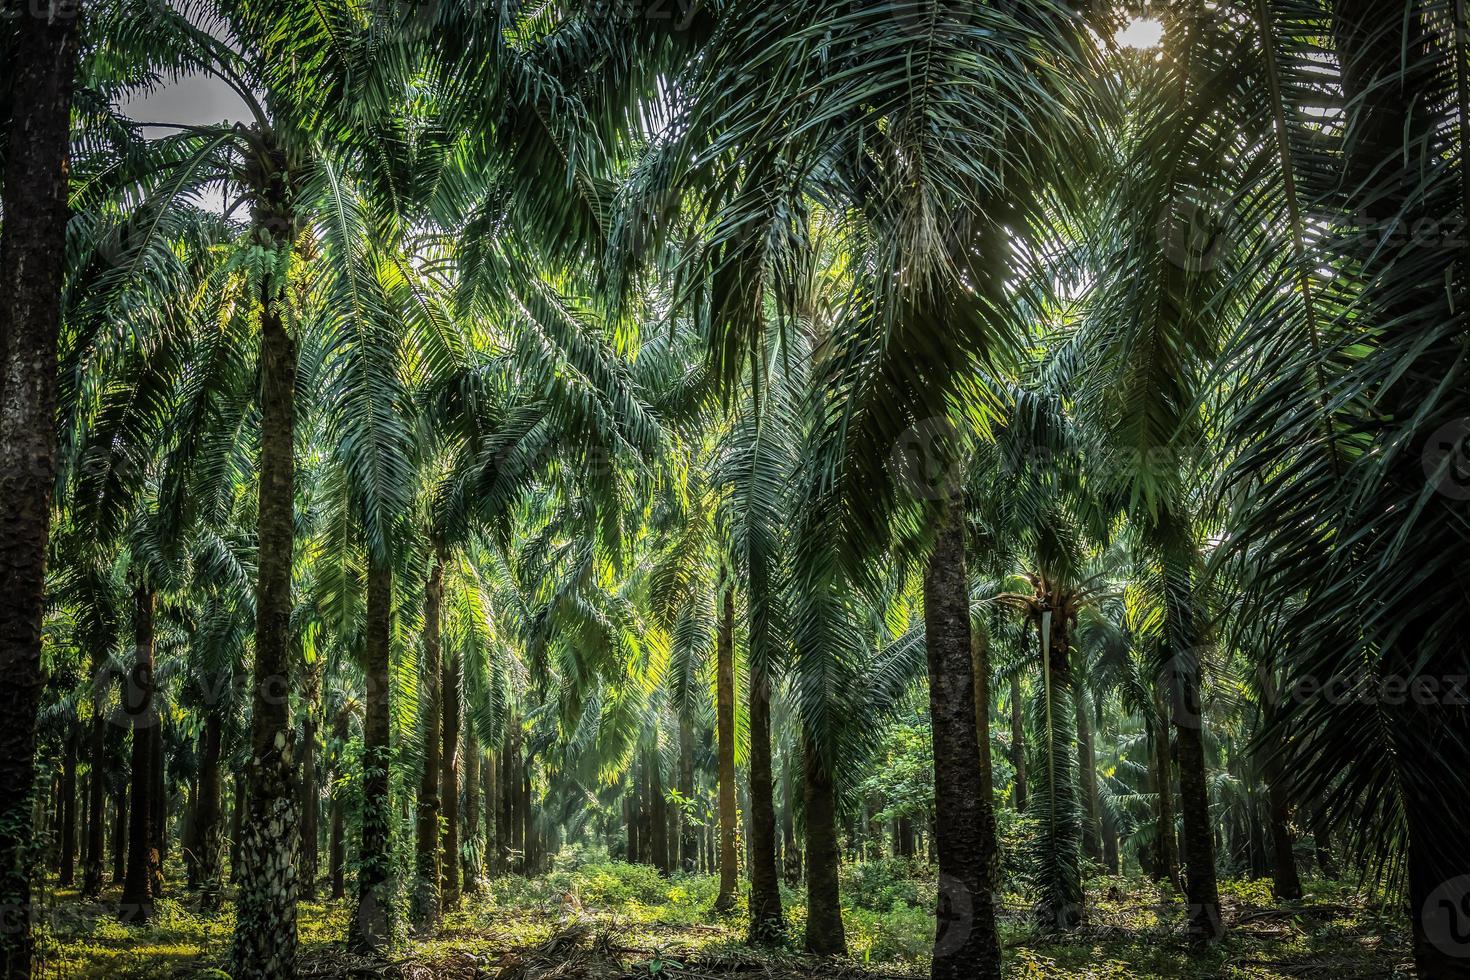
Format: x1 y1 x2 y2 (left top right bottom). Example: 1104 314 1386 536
0 3 83 972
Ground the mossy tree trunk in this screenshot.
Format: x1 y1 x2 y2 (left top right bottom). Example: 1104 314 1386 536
802 735 845 957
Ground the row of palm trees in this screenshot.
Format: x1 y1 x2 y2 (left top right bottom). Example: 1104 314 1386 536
4 1 1470 979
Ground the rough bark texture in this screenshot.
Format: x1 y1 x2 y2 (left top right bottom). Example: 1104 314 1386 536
441 650 461 909
922 500 1001 980
747 666 784 944
412 555 444 929
348 557 394 955
714 585 739 911
1265 764 1302 901
229 197 301 977
0 3 81 972
196 711 224 913
121 586 158 924
802 735 845 957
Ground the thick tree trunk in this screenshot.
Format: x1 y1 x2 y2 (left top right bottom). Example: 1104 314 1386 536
441 650 461 909
1075 691 1103 864
412 554 444 928
0 3 80 971
802 735 845 957
348 557 394 955
922 498 1001 980
463 740 481 894
747 665 784 943
714 584 739 911
121 585 158 924
197 710 224 913
59 728 78 888
230 187 301 978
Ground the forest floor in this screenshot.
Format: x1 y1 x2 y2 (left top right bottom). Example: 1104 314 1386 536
31 861 1413 979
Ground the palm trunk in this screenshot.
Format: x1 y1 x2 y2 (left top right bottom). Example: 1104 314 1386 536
1265 763 1301 900
197 710 224 913
0 4 81 971
649 747 669 875
230 771 244 884
802 734 845 956
1010 676 1027 811
781 758 800 885
150 727 166 894
441 650 461 909
329 707 349 902
508 726 524 871
230 183 301 978
1075 690 1103 864
112 782 128 885
59 728 78 888
747 664 784 943
298 664 321 902
1148 692 1179 888
83 671 108 896
462 740 481 894
678 715 697 872
412 555 444 928
121 584 158 924
348 556 394 955
922 498 1001 980
714 583 739 911
1162 550 1221 945
1033 603 1082 930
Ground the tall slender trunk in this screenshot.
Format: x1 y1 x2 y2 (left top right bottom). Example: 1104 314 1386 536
412 554 443 928
112 781 127 884
521 767 534 874
1310 809 1337 880
230 771 245 884
298 662 321 902
1148 693 1179 888
197 710 224 913
713 583 738 911
121 584 158 924
484 750 498 877
678 715 697 872
1265 762 1301 900
59 728 78 887
1009 676 1027 811
625 781 639 865
348 556 394 954
329 707 349 901
150 726 166 895
508 726 524 871
441 650 461 909
230 176 301 979
802 734 845 957
1162 549 1221 945
83 668 109 896
747 664 784 943
1075 690 1103 863
462 740 481 894
649 746 669 875
0 4 80 971
923 497 1001 980
781 758 800 885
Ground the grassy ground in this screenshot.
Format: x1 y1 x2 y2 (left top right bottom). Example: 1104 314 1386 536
31 862 1412 979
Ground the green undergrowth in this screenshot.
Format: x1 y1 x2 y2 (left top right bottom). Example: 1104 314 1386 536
31 864 1410 979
